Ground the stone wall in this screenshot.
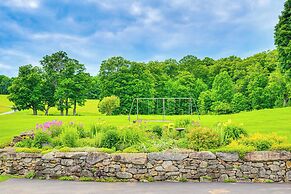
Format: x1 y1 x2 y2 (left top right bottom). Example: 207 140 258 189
0 149 291 182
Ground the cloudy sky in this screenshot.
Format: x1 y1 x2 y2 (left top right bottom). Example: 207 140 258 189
0 0 285 76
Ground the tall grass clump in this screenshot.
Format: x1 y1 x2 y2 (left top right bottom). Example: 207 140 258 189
60 127 79 147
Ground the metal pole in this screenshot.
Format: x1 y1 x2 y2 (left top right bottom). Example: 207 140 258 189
162 98 165 120
136 98 139 121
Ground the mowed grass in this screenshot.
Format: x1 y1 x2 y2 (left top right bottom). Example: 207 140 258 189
0 95 13 113
0 175 11 182
0 95 291 145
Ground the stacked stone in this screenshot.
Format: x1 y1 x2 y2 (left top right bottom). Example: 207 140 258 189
0 149 290 182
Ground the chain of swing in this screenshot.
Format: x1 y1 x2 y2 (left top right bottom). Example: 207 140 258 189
128 98 199 122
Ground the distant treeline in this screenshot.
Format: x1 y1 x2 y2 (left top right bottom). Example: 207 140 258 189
99 50 290 115
1 49 290 115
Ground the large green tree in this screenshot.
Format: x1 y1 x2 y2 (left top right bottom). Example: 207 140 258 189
275 0 291 77
9 65 44 115
40 51 69 115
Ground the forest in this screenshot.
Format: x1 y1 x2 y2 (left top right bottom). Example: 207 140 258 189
0 49 290 116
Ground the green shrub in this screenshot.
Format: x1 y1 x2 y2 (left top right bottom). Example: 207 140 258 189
60 128 79 147
222 126 248 145
270 143 291 151
187 127 221 151
76 126 90 138
32 131 52 148
99 95 120 115
77 138 98 147
177 138 189 149
118 127 143 150
239 133 285 151
25 171 35 179
152 125 163 137
58 176 74 181
213 141 255 157
100 130 120 149
15 138 33 148
51 137 63 147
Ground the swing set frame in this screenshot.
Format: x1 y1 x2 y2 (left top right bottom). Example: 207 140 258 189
128 97 200 122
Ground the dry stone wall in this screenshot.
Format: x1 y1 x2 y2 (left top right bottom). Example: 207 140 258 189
0 149 291 182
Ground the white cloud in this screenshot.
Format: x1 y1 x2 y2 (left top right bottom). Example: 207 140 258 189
0 63 12 70
1 0 40 9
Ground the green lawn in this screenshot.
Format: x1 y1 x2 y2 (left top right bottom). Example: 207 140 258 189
0 95 13 113
0 95 291 146
0 175 11 182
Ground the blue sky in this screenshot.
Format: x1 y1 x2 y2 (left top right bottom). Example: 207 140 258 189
0 0 285 76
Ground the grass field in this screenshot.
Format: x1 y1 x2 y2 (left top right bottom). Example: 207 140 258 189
0 95 13 113
0 95 291 146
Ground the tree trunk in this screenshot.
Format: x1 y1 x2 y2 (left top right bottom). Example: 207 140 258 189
32 107 37 115
65 99 69 116
45 107 50 116
73 100 77 116
59 100 64 116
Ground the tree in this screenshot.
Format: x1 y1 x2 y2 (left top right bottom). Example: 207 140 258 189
40 51 69 115
212 71 235 103
99 57 154 114
231 93 249 113
0 75 12 94
55 59 89 116
275 0 291 77
99 95 120 115
9 65 44 115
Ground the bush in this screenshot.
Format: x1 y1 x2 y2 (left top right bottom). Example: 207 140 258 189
118 127 143 150
271 143 291 151
51 137 63 147
76 125 90 138
100 130 120 149
213 141 255 157
15 137 33 148
60 128 79 147
222 126 248 145
77 138 99 147
32 131 52 148
239 133 285 151
152 125 163 137
187 127 221 151
98 95 120 115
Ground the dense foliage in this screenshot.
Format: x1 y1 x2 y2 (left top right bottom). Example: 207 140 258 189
9 52 90 115
99 50 290 115
14 120 290 154
275 0 291 77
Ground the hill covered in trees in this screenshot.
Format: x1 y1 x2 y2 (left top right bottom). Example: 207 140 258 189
99 50 290 115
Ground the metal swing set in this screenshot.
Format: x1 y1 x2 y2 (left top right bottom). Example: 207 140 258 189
128 97 200 123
